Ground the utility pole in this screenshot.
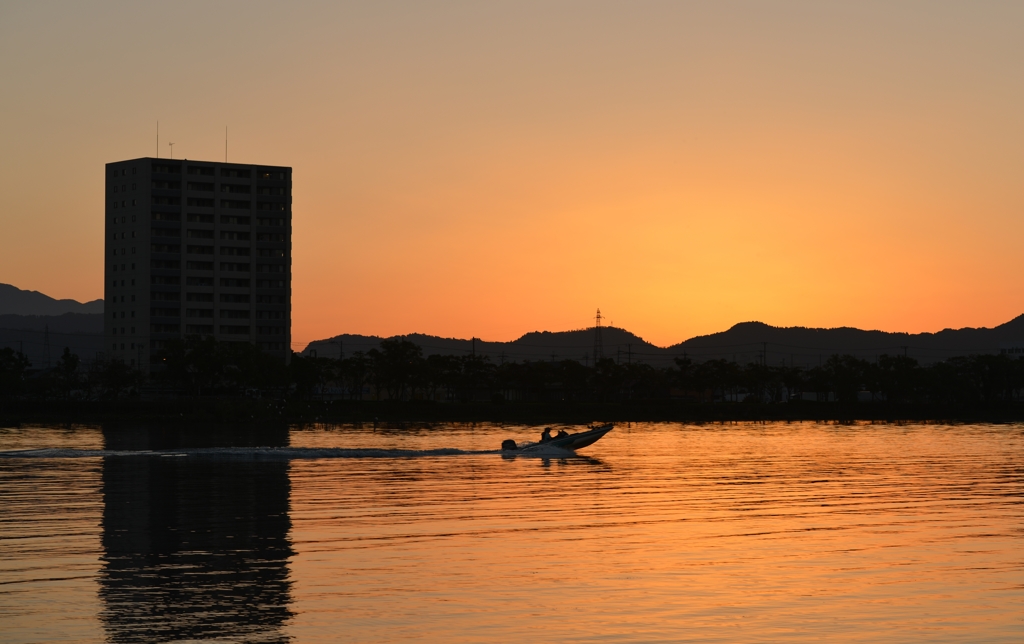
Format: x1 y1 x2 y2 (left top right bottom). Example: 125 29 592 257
901 345 909 358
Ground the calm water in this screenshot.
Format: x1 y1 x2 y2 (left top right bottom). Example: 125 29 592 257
1 422 1022 642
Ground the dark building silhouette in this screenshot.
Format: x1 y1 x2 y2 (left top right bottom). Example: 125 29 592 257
105 158 292 372
99 425 293 642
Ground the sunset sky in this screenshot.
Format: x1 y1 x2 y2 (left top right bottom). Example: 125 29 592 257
1 1 1022 348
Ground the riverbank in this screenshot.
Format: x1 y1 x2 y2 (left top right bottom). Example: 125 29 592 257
2 398 1023 426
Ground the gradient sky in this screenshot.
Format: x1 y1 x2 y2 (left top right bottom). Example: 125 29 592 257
1 1 1022 348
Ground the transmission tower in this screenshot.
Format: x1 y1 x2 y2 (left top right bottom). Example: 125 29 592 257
593 309 604 363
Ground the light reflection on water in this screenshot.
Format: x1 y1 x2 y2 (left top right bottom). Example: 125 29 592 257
1 422 1022 642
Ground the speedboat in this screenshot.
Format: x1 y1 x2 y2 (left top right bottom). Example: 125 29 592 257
502 423 614 452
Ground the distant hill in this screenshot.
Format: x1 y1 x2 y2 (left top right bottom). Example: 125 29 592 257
670 316 1024 366
0 283 103 316
304 315 1024 367
304 326 662 365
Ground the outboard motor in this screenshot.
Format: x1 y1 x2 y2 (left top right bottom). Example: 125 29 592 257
501 439 518 451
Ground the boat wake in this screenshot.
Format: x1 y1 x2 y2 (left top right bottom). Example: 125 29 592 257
0 446 583 460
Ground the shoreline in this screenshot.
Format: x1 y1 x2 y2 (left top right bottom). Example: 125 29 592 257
2 399 1023 426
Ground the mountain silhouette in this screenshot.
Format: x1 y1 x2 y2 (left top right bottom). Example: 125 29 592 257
0 283 103 316
0 284 105 367
305 315 1024 367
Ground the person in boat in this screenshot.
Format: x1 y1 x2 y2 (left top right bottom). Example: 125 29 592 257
556 429 569 439
540 427 553 443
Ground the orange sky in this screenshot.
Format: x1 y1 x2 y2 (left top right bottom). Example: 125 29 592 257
1 2 1022 348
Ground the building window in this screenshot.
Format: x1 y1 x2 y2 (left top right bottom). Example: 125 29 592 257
257 202 287 211
257 264 286 273
186 292 214 302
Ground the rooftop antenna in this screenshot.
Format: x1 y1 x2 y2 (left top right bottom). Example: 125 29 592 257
593 308 604 363
225 126 228 162
156 121 159 158
168 142 174 159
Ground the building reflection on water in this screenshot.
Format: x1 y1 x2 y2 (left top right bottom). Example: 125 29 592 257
99 424 293 643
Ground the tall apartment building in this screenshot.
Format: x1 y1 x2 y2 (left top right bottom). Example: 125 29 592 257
105 157 291 373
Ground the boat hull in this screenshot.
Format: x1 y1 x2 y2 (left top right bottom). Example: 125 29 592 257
530 424 614 452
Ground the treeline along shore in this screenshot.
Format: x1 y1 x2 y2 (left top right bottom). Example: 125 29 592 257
2 337 1023 424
